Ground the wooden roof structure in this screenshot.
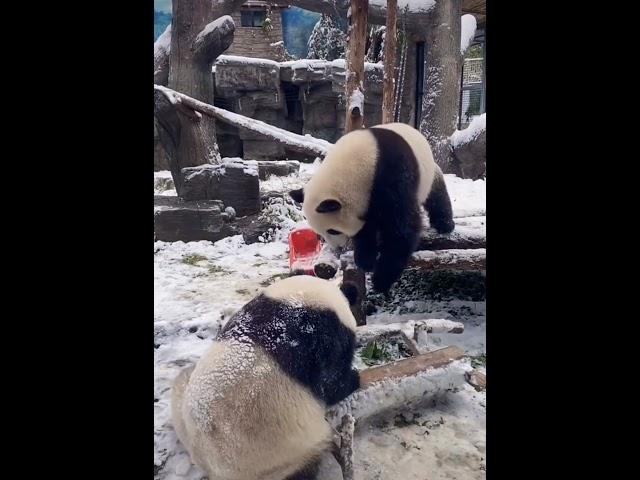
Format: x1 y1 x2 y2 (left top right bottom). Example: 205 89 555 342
462 0 486 28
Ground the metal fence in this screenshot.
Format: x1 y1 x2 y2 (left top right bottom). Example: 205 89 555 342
459 55 485 129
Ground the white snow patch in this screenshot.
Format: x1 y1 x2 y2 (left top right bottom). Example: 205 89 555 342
195 16 233 46
451 113 486 148
444 174 486 217
216 54 280 68
349 88 365 112
461 14 477 54
370 0 436 13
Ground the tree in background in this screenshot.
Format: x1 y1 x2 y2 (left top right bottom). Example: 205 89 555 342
307 15 347 61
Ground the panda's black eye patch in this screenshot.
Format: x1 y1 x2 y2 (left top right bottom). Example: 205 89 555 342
327 229 342 235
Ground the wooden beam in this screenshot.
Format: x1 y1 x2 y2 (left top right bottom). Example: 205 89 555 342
154 85 331 158
359 345 465 386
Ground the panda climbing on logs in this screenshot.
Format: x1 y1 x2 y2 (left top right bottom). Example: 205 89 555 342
171 275 360 480
289 122 456 294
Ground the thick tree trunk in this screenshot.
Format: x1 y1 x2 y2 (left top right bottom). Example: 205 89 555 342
344 0 369 131
154 0 244 197
382 0 398 124
419 0 462 171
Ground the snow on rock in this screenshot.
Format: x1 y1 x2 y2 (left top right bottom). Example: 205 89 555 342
216 54 280 68
461 14 477 54
451 113 486 148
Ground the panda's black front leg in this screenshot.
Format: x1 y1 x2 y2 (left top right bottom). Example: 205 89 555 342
352 220 378 272
372 208 421 294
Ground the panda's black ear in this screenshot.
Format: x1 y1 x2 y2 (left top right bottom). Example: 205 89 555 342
340 282 359 307
316 199 342 213
289 188 304 203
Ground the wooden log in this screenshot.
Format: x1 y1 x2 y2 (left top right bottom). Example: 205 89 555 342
343 265 367 327
381 0 398 124
331 414 356 480
408 248 486 271
326 346 466 427
154 85 331 158
359 345 465 386
313 243 341 279
344 0 369 131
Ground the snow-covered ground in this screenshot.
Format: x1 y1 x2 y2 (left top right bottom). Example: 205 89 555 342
154 165 486 480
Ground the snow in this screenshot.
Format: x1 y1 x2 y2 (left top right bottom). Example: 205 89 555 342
194 15 233 46
461 14 477 54
216 54 280 68
445 174 486 217
154 165 486 479
370 0 436 13
451 113 486 148
349 88 365 112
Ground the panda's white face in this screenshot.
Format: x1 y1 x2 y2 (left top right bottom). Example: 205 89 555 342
301 198 362 249
290 129 377 246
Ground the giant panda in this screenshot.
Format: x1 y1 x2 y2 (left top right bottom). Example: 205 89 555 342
171 275 360 480
289 122 455 294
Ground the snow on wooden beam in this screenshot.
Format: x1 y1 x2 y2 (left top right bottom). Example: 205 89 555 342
418 216 486 250
327 346 466 427
408 248 486 271
154 85 332 158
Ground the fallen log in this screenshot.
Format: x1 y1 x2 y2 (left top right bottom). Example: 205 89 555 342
408 248 486 271
327 346 466 428
154 85 332 158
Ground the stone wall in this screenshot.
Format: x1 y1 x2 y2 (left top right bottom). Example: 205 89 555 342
213 56 384 161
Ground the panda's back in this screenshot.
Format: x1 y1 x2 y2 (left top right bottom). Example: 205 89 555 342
184 340 330 479
371 122 437 203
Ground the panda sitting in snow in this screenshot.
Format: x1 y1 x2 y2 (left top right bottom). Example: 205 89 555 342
172 275 360 480
290 122 455 294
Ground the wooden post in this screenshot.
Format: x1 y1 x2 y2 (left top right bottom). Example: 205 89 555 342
344 0 369 131
382 0 397 124
341 0 369 324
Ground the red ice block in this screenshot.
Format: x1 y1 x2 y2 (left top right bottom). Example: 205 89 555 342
288 228 322 275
